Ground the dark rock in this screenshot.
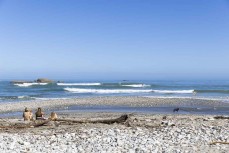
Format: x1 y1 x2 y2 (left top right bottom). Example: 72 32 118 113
36 78 54 83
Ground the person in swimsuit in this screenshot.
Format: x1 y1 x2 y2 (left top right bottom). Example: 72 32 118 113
35 107 45 120
23 107 33 121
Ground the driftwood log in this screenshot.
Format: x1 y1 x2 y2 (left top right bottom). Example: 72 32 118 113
56 114 128 124
0 119 51 129
32 119 51 127
214 116 229 119
210 141 229 145
0 114 129 129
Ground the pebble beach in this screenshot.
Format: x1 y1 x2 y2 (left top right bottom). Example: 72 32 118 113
0 97 228 153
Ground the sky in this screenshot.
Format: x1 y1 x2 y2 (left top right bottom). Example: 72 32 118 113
0 0 229 80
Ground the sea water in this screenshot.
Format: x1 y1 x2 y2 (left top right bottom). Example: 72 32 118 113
0 80 229 103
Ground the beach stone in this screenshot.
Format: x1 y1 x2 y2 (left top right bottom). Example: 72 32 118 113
0 114 229 152
18 141 24 145
23 141 30 146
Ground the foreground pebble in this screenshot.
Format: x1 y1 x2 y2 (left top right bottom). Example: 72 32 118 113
0 122 228 153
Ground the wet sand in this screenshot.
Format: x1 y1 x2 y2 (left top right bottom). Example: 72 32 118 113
0 96 229 115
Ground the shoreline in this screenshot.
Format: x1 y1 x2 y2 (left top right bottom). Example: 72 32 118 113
0 96 229 114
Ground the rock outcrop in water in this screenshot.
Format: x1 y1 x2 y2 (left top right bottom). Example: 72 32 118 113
11 78 54 84
36 78 54 83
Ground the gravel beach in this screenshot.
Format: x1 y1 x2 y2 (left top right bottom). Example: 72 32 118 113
0 97 228 153
0 113 228 153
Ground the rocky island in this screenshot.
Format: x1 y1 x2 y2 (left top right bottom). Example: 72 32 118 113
11 78 54 84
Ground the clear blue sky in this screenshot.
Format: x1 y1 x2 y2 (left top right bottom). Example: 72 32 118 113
0 0 229 80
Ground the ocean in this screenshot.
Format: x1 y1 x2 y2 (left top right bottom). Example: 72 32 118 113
1 80 229 103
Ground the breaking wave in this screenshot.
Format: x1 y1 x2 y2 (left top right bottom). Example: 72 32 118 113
14 83 48 87
121 84 150 88
57 83 101 86
64 88 152 93
64 88 194 94
152 90 194 94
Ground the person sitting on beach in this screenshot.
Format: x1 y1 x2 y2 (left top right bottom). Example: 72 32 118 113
49 112 58 121
35 107 45 120
23 107 33 121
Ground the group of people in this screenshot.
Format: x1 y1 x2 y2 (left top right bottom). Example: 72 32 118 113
23 107 57 121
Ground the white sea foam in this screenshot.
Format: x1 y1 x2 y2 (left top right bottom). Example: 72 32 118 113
14 83 48 87
64 88 152 93
152 90 194 94
17 95 34 100
121 84 150 88
64 88 194 94
18 96 27 99
57 83 101 86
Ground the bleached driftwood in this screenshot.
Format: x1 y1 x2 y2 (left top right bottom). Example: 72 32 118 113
56 114 129 124
210 141 229 145
0 114 129 129
0 119 51 129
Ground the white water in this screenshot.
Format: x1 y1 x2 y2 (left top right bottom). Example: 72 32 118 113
121 84 150 87
152 90 194 94
64 88 152 93
64 88 194 94
57 83 101 86
14 83 48 87
18 96 28 99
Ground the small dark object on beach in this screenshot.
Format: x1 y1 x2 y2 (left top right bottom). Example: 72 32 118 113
173 108 179 112
162 116 167 120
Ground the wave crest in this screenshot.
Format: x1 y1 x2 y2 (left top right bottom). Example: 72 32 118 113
64 88 152 93
57 83 101 86
64 88 194 94
152 90 194 94
121 84 150 88
14 83 48 87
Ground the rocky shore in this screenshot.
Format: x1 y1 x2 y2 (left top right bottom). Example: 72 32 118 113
0 113 228 153
0 97 228 152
